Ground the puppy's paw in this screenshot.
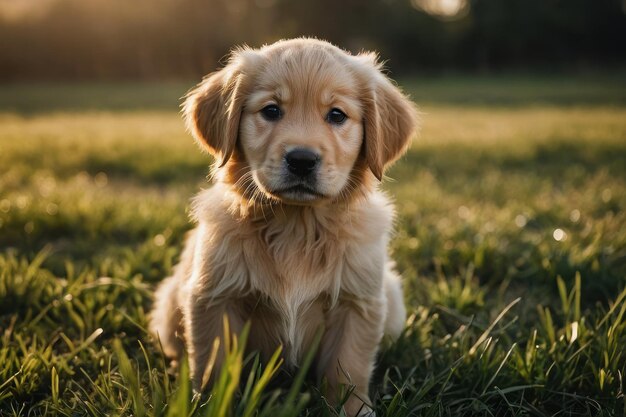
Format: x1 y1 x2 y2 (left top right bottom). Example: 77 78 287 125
357 406 375 417
344 398 375 417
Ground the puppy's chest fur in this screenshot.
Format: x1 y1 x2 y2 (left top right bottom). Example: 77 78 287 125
252 208 343 296
246 211 345 362
191 187 393 363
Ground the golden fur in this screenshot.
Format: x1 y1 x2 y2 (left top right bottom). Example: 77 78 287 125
150 38 418 416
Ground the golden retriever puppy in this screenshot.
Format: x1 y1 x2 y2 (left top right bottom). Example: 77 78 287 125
150 38 418 416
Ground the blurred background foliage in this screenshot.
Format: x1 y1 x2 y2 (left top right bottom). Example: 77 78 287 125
1 0 625 81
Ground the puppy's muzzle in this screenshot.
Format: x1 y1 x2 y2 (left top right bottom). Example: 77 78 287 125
285 148 320 178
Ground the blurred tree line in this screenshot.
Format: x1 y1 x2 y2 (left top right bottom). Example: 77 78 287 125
0 0 624 81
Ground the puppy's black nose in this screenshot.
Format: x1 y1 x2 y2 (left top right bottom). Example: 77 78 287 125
285 149 320 177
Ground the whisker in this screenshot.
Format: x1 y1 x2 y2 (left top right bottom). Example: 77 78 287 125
232 171 254 192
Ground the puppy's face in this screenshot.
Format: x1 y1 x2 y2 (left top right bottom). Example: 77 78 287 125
184 39 418 206
239 47 364 204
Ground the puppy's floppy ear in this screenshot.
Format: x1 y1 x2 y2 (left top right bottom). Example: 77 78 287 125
183 49 260 166
358 54 419 181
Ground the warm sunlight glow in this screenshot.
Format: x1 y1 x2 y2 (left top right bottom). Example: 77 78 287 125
0 0 54 20
411 0 469 19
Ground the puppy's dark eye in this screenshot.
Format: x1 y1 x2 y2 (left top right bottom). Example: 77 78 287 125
261 104 281 121
326 108 347 125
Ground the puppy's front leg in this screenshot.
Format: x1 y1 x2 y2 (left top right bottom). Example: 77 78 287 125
185 296 244 392
318 297 385 417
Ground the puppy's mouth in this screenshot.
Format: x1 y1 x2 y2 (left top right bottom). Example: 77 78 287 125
249 170 328 205
270 184 327 202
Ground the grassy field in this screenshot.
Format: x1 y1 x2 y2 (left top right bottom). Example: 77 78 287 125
1 74 625 416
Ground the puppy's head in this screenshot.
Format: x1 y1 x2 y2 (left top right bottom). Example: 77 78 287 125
184 38 418 205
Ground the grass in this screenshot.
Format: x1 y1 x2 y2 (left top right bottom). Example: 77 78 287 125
0 74 625 416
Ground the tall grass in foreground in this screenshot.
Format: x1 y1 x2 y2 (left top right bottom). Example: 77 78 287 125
1 250 625 415
1 77 625 415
